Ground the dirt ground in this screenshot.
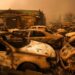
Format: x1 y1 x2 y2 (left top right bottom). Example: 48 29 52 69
0 70 50 75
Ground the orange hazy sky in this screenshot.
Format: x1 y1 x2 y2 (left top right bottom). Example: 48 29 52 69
0 0 75 23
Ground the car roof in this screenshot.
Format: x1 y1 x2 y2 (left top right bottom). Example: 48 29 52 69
66 32 75 37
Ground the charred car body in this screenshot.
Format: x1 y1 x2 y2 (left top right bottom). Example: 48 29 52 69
6 29 64 50
60 43 75 71
0 37 56 72
0 30 75 74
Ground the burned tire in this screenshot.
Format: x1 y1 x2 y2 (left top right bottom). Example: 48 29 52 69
17 62 40 72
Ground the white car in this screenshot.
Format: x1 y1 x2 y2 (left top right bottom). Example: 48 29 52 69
0 38 56 72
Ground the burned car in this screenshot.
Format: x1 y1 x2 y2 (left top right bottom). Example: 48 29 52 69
60 43 75 71
55 32 75 74
0 37 56 72
10 29 64 49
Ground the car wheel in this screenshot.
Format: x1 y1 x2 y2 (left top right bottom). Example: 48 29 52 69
18 62 40 72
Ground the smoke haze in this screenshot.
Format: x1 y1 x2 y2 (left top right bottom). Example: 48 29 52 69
0 0 75 23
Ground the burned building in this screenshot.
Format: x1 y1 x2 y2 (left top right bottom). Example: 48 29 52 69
0 9 46 30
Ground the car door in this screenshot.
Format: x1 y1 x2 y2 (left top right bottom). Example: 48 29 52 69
0 42 12 68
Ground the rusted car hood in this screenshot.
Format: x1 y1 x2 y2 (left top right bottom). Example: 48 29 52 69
19 40 56 57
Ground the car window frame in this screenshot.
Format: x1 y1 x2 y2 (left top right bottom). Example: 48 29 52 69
29 30 46 37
